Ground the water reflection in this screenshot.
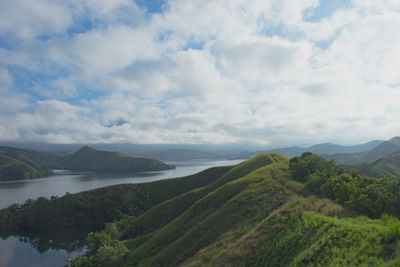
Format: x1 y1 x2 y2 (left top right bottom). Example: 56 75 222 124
0 227 95 267
0 227 95 253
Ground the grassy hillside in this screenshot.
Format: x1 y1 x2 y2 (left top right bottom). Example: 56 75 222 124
186 198 399 267
90 153 399 266
0 147 54 180
58 146 174 172
125 153 281 239
123 154 291 266
3 152 400 266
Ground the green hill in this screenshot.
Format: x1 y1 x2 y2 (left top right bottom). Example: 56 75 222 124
354 154 400 178
2 153 400 266
0 146 54 180
58 146 174 172
325 137 400 165
0 146 175 180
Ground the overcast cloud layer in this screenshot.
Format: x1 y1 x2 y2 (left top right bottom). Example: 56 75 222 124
1 0 400 146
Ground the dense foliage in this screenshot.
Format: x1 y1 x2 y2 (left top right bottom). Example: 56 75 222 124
290 152 400 218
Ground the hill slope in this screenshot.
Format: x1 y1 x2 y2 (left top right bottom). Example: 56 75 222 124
0 146 175 180
325 137 400 165
57 146 175 172
0 146 54 180
354 154 400 178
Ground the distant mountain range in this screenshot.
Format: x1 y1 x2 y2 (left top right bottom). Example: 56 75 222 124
226 137 400 178
134 149 223 161
321 137 400 178
3 137 400 179
0 139 386 161
0 146 174 181
324 137 400 164
228 140 383 159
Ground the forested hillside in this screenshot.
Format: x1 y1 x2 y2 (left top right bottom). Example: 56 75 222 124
0 146 54 180
58 146 174 172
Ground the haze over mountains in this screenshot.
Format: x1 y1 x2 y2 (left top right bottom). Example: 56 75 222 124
0 138 386 161
231 140 384 159
2 136 400 181
322 137 400 178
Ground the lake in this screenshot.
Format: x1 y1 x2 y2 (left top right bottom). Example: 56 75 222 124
0 158 244 267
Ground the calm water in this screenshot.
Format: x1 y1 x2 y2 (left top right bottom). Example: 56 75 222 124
0 159 243 267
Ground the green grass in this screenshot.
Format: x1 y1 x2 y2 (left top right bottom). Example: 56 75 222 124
244 210 400 266
122 154 291 266
124 153 288 239
184 197 400 267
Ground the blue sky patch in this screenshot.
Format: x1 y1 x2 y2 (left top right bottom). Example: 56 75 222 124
136 0 165 14
304 0 352 22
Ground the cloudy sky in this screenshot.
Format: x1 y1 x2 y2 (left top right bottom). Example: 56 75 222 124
1 0 400 146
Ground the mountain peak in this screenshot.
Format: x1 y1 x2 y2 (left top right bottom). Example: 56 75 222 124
77 146 95 153
388 136 400 143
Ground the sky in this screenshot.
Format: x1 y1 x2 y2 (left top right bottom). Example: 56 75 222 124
1 0 400 147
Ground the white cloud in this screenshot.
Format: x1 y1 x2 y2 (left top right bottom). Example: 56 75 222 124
0 0 73 40
1 0 400 146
